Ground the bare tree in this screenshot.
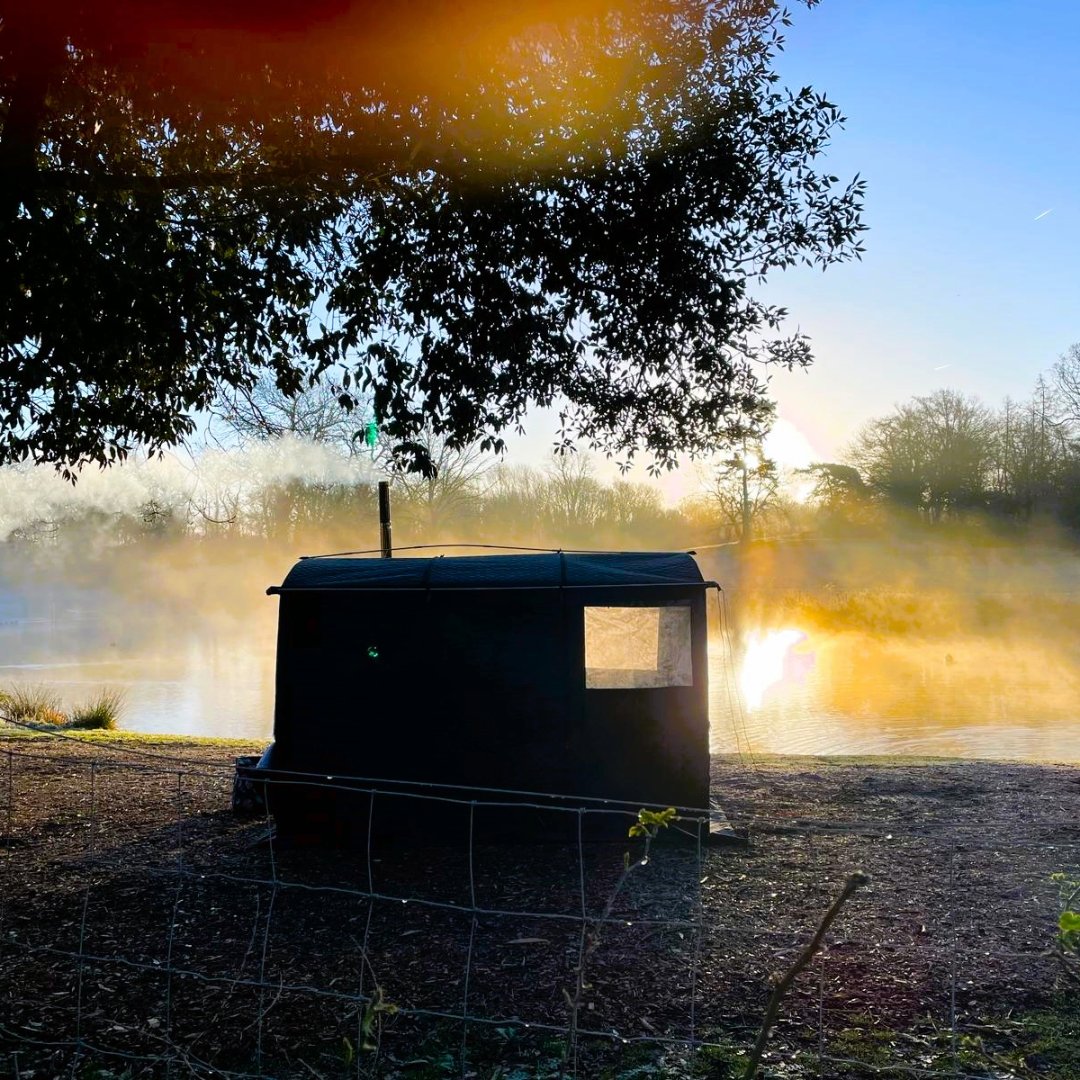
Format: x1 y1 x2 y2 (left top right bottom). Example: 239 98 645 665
1052 343 1080 425
699 441 780 541
212 375 371 457
483 465 545 540
602 481 667 531
378 424 493 539
541 453 608 535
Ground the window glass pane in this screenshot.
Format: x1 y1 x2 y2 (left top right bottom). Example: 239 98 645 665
584 605 692 688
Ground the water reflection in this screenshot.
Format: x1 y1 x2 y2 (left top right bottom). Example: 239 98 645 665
738 628 808 710
0 584 276 740
710 624 1080 761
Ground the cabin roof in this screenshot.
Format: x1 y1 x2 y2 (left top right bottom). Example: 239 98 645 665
269 551 705 594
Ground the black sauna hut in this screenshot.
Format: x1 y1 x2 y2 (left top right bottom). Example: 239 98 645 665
252 551 713 839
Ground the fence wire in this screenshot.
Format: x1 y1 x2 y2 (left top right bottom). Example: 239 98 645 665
1 738 1078 1080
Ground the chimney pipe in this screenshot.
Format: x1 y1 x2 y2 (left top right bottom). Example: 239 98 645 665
378 481 393 558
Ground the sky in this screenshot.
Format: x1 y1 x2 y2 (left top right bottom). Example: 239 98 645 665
503 2 1080 497
760 0 1080 461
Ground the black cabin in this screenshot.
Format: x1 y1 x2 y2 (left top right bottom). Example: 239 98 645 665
261 552 711 833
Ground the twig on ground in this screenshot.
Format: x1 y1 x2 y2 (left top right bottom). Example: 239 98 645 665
739 870 871 1080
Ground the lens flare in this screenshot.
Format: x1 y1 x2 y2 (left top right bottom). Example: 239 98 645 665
740 628 806 711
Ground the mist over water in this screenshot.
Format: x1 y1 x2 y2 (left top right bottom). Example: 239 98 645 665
2 448 1079 761
707 630 1080 760
0 574 277 740
701 539 1080 761
4 577 1079 761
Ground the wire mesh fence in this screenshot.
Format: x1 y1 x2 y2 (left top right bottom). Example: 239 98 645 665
1 737 1078 1079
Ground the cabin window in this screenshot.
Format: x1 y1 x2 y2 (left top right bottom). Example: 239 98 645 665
584 605 692 688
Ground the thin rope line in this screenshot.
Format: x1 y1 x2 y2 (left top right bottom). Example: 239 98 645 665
269 580 714 594
299 544 692 559
688 814 704 1050
949 847 958 1072
460 916 477 1080
0 1000 731 1053
570 809 589 1078
467 802 477 911
0 730 723 815
255 782 280 1074
13 743 1074 830
713 586 750 760
1 749 13 941
817 952 826 1069
40 856 705 931
719 587 759 769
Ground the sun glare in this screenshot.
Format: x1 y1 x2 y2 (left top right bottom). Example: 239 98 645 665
763 419 817 471
740 628 806 710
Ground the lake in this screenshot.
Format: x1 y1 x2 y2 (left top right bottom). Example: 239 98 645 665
2 578 1078 761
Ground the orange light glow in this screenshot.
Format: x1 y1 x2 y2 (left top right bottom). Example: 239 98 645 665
34 1 681 177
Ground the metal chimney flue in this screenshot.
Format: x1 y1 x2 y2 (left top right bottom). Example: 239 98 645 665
378 481 393 558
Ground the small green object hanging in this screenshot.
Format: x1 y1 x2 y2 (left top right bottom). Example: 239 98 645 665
364 421 378 448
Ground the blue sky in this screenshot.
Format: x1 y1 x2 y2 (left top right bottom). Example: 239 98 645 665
761 0 1080 459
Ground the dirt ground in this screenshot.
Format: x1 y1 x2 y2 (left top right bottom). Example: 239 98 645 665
1 734 1078 1079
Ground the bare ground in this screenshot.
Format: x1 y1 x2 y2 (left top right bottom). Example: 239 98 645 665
1 735 1078 1079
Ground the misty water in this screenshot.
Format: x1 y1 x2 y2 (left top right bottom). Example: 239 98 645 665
0 582 277 741
707 620 1080 761
3 576 1079 761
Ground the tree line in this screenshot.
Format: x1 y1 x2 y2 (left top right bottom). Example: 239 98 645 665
7 345 1080 556
0 433 693 556
811 344 1080 531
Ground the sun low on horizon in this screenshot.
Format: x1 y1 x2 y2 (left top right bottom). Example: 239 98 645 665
645 414 824 506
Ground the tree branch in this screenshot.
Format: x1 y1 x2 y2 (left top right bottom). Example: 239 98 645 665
28 156 411 196
0 18 64 223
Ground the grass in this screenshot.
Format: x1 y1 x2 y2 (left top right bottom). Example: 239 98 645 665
351 1023 745 1080
65 688 125 730
0 723 263 749
787 997 1080 1080
0 725 1036 764
0 680 265 748
0 682 67 725
1014 998 1080 1078
0 683 132 733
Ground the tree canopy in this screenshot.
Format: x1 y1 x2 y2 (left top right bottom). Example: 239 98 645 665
848 391 997 521
1 0 865 475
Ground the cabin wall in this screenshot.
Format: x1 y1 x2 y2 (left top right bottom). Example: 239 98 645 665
271 585 709 809
273 589 572 790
